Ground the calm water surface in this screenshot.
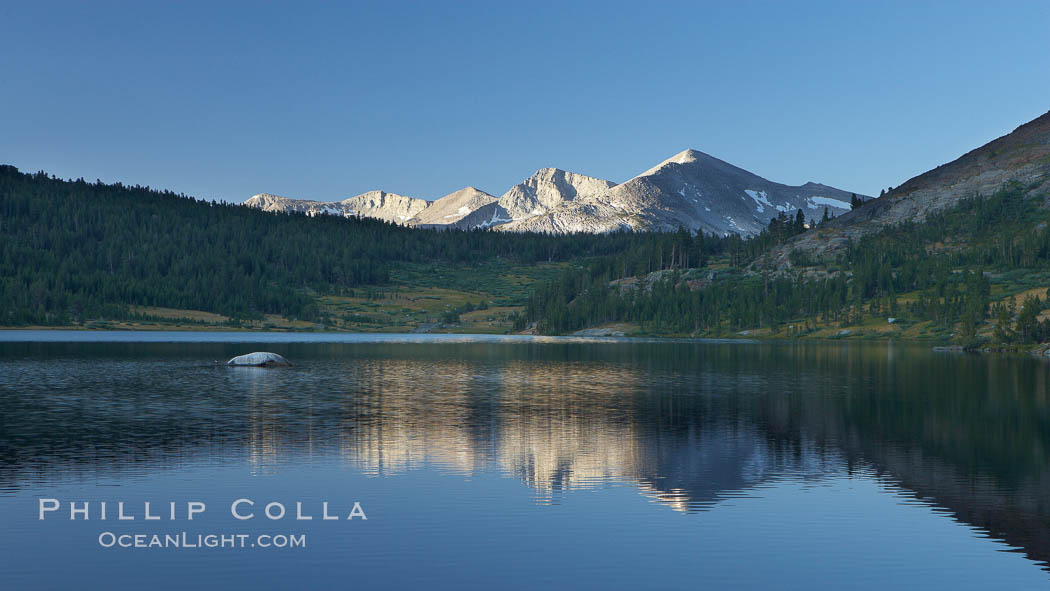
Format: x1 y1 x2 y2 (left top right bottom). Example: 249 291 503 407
2 332 1050 589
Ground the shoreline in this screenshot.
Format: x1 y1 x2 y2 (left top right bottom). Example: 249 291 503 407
3 325 1041 353
0 324 965 344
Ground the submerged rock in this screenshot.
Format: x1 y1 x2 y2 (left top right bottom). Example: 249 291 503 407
226 352 291 367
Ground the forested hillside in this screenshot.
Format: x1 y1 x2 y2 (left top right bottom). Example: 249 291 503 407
0 166 722 326
519 179 1050 345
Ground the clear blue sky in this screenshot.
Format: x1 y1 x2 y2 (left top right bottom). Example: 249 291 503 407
3 0 1048 202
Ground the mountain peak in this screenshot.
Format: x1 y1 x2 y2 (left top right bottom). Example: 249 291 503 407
513 167 615 191
247 192 289 202
662 148 706 166
408 186 500 228
530 167 566 177
497 168 615 219
439 186 493 200
670 149 704 163
634 149 711 178
244 193 297 207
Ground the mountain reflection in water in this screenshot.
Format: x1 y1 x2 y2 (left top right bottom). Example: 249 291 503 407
2 339 1050 573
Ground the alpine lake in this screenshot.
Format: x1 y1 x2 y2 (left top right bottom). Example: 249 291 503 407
2 331 1050 590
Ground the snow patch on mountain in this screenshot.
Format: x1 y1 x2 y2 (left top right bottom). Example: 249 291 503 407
807 196 852 210
745 190 773 213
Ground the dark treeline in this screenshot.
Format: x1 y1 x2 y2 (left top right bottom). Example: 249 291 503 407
1 166 724 325
521 181 1050 340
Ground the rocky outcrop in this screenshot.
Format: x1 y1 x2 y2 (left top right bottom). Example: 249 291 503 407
226 352 291 367
494 200 644 233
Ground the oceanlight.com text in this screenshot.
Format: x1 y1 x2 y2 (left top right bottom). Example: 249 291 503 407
97 531 306 549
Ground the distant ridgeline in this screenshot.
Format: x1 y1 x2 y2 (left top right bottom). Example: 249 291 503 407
0 165 735 326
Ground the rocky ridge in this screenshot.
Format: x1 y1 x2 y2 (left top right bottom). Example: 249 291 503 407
244 190 429 224
763 109 1050 266
244 149 866 235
